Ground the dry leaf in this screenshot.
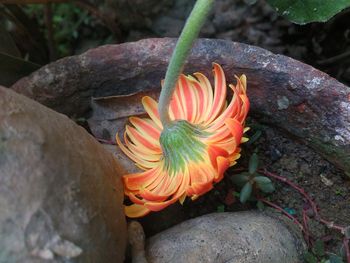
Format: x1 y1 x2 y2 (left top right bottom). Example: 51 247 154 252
88 88 160 141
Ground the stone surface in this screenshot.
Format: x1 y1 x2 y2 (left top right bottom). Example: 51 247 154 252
0 87 127 262
146 211 306 263
11 38 350 175
128 221 147 263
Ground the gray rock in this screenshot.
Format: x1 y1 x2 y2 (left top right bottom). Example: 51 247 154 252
0 87 127 262
146 211 306 263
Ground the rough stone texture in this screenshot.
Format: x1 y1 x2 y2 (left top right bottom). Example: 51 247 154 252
146 211 306 263
0 87 127 262
128 221 147 263
11 38 350 175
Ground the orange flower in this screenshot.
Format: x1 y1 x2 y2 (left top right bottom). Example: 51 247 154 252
116 63 249 217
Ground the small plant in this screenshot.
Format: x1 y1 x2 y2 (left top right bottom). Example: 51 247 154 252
304 239 344 263
231 152 275 203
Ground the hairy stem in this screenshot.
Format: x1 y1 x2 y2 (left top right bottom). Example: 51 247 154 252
158 0 214 127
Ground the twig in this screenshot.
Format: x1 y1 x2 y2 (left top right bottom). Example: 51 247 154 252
258 197 304 231
317 50 350 65
260 169 319 218
258 168 350 263
44 2 56 60
260 169 347 233
302 209 311 247
344 238 350 263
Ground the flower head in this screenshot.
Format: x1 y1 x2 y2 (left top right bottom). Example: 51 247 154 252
117 63 249 217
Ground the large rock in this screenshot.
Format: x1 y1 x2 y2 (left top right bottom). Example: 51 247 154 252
11 38 350 175
0 87 127 262
146 211 306 263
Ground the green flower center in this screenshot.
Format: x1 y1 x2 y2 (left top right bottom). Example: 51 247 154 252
160 120 208 176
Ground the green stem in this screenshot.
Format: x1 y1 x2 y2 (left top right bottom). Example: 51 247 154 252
158 0 214 128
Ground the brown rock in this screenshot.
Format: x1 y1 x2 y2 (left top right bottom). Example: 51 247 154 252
11 38 350 174
0 87 127 262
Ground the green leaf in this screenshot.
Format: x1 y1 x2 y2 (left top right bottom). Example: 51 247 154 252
231 173 249 187
246 130 262 145
256 200 265 211
240 182 252 203
266 0 350 25
217 205 225 213
328 253 344 263
313 239 325 257
304 252 318 263
254 176 272 184
249 153 259 174
254 176 275 193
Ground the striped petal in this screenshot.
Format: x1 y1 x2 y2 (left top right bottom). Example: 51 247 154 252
193 72 213 123
142 96 162 129
206 63 227 124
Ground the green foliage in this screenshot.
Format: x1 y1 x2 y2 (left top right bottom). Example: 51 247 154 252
313 240 325 257
24 3 91 57
248 152 258 174
266 0 350 24
328 254 345 263
246 130 262 146
254 176 275 193
217 205 225 213
304 251 318 263
232 153 275 203
240 182 252 203
256 200 265 211
231 172 249 187
304 240 345 263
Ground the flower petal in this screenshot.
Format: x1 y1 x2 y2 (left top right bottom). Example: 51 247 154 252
124 167 161 191
224 118 244 145
129 117 161 143
125 204 150 218
126 125 161 152
116 133 159 169
178 75 197 123
142 96 163 129
169 80 186 120
206 63 227 123
214 156 230 182
193 72 213 123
